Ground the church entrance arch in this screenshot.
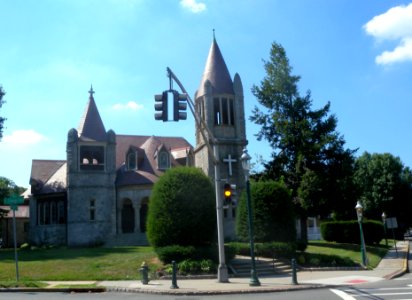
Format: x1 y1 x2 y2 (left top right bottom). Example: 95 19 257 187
121 199 135 233
140 198 149 233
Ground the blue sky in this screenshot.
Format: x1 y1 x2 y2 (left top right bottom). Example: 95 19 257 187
1 0 412 188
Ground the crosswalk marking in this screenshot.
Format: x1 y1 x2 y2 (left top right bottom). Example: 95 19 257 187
334 286 412 299
344 287 412 292
330 289 357 300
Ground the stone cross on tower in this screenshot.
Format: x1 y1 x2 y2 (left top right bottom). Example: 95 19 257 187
223 154 237 176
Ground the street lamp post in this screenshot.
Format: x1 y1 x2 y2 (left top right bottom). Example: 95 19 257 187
382 212 388 247
240 148 260 286
355 201 368 267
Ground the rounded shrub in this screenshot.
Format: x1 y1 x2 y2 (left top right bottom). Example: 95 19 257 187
146 167 216 248
236 180 295 243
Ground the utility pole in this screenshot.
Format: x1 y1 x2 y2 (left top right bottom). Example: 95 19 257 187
154 67 229 282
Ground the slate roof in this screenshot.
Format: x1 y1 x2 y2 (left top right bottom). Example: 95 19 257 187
196 37 234 98
29 135 193 194
29 89 193 195
30 160 67 194
115 135 192 187
77 91 107 142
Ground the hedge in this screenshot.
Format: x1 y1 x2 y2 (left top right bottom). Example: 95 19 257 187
236 180 296 243
230 242 297 259
321 220 383 245
156 244 236 264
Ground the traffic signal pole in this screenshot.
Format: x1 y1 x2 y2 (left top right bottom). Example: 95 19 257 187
164 67 229 283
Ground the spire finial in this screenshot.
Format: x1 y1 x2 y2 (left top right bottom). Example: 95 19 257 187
89 85 95 98
213 28 216 41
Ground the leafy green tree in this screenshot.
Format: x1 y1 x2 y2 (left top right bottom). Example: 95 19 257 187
354 152 402 215
250 42 356 240
236 180 295 243
0 176 24 230
0 86 5 141
354 152 412 231
146 167 216 248
0 176 24 205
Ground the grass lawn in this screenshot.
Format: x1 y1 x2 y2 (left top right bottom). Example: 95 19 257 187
0 246 161 281
304 240 394 269
0 240 393 282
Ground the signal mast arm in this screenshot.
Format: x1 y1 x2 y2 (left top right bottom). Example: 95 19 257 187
166 67 218 165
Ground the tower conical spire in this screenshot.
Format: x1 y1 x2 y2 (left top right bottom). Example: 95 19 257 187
197 35 234 98
77 86 107 141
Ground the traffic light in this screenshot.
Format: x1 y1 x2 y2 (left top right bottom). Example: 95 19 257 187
173 91 187 121
223 183 232 206
154 91 168 122
230 184 237 206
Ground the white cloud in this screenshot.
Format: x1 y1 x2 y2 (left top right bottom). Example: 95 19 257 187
112 101 144 111
376 37 412 65
364 3 412 65
180 0 206 13
2 129 47 145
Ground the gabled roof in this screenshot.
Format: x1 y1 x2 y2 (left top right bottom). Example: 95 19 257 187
30 135 193 193
77 88 107 142
30 160 67 194
30 160 66 186
115 135 192 169
115 135 193 187
196 37 234 98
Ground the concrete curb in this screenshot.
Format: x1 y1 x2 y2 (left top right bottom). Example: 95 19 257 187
104 284 327 295
384 242 410 280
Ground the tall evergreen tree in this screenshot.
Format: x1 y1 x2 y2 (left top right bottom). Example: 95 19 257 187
251 42 356 241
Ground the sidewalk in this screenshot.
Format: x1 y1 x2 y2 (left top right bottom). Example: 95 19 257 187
2 241 409 295
96 240 410 295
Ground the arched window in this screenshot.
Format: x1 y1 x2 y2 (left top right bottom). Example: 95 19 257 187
214 97 235 126
158 151 170 170
121 199 134 233
127 151 137 170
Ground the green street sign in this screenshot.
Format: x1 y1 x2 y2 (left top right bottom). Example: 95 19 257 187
4 194 24 211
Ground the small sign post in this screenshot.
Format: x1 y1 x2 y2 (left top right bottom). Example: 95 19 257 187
4 194 24 282
386 217 398 257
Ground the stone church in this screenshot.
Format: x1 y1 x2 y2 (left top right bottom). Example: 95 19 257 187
28 37 247 246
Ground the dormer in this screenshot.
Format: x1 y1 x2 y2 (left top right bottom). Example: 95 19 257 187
154 145 171 170
125 146 144 171
127 150 137 170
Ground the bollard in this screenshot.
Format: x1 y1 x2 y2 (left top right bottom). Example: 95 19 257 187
170 260 179 289
140 261 149 285
291 258 298 285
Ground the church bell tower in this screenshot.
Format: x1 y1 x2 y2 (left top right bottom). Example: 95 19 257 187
194 36 247 239
66 87 117 246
